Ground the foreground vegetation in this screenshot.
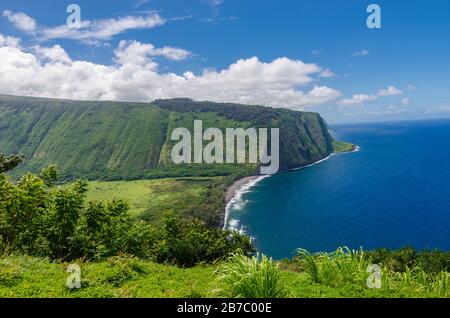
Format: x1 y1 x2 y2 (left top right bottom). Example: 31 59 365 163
2 154 449 298
0 157 253 267
1 247 450 298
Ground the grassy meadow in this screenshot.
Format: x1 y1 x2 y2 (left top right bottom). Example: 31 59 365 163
86 177 220 217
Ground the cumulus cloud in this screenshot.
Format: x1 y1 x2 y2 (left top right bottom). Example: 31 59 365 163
352 49 370 57
0 34 21 48
114 40 191 65
340 94 377 106
0 36 340 109
377 86 403 96
340 86 404 106
32 45 72 64
2 10 36 33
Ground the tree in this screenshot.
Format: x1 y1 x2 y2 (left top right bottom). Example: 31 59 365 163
0 154 24 173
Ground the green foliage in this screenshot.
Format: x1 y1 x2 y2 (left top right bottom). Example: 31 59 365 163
296 247 371 287
159 218 255 267
366 247 450 274
40 164 59 186
1 249 450 298
294 247 450 298
0 164 254 265
0 96 169 180
332 141 356 153
0 153 23 173
0 254 217 298
214 252 289 298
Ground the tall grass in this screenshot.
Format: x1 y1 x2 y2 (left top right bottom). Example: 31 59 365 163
296 247 450 298
213 252 289 298
296 247 371 287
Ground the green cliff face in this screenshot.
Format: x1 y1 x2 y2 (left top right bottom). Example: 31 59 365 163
0 95 335 180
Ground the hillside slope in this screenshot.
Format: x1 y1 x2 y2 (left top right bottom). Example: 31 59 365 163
0 95 335 180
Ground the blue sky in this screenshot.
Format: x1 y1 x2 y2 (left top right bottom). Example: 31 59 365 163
0 0 449 123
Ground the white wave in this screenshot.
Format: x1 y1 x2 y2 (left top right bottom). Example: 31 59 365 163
223 175 269 230
228 218 240 231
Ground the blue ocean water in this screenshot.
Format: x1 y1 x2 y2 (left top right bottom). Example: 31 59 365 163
228 119 450 259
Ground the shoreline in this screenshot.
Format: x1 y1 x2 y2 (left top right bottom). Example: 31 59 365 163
222 145 360 230
222 175 268 230
286 145 360 173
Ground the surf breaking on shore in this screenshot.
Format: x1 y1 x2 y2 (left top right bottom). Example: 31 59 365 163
223 175 269 231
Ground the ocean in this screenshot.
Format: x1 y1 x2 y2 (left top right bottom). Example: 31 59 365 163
227 119 450 259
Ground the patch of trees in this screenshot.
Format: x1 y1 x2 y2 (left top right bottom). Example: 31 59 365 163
153 98 279 126
0 154 254 266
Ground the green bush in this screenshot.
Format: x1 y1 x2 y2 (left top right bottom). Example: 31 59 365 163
295 247 450 298
214 252 289 298
296 247 371 287
367 247 450 274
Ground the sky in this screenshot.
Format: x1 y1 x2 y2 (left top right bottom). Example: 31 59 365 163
0 0 449 123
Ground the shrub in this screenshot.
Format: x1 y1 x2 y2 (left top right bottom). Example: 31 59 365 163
214 252 288 298
296 247 372 287
158 217 255 267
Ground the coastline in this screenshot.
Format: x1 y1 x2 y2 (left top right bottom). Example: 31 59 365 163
286 145 360 173
222 175 268 230
225 176 259 203
222 145 360 230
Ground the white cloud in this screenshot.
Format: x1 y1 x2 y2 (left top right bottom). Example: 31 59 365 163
340 85 404 106
352 49 370 57
377 86 403 96
0 37 340 109
3 10 165 44
0 34 21 48
2 10 36 33
318 68 335 78
41 13 165 42
340 94 377 106
407 84 416 91
114 40 191 65
33 45 72 64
